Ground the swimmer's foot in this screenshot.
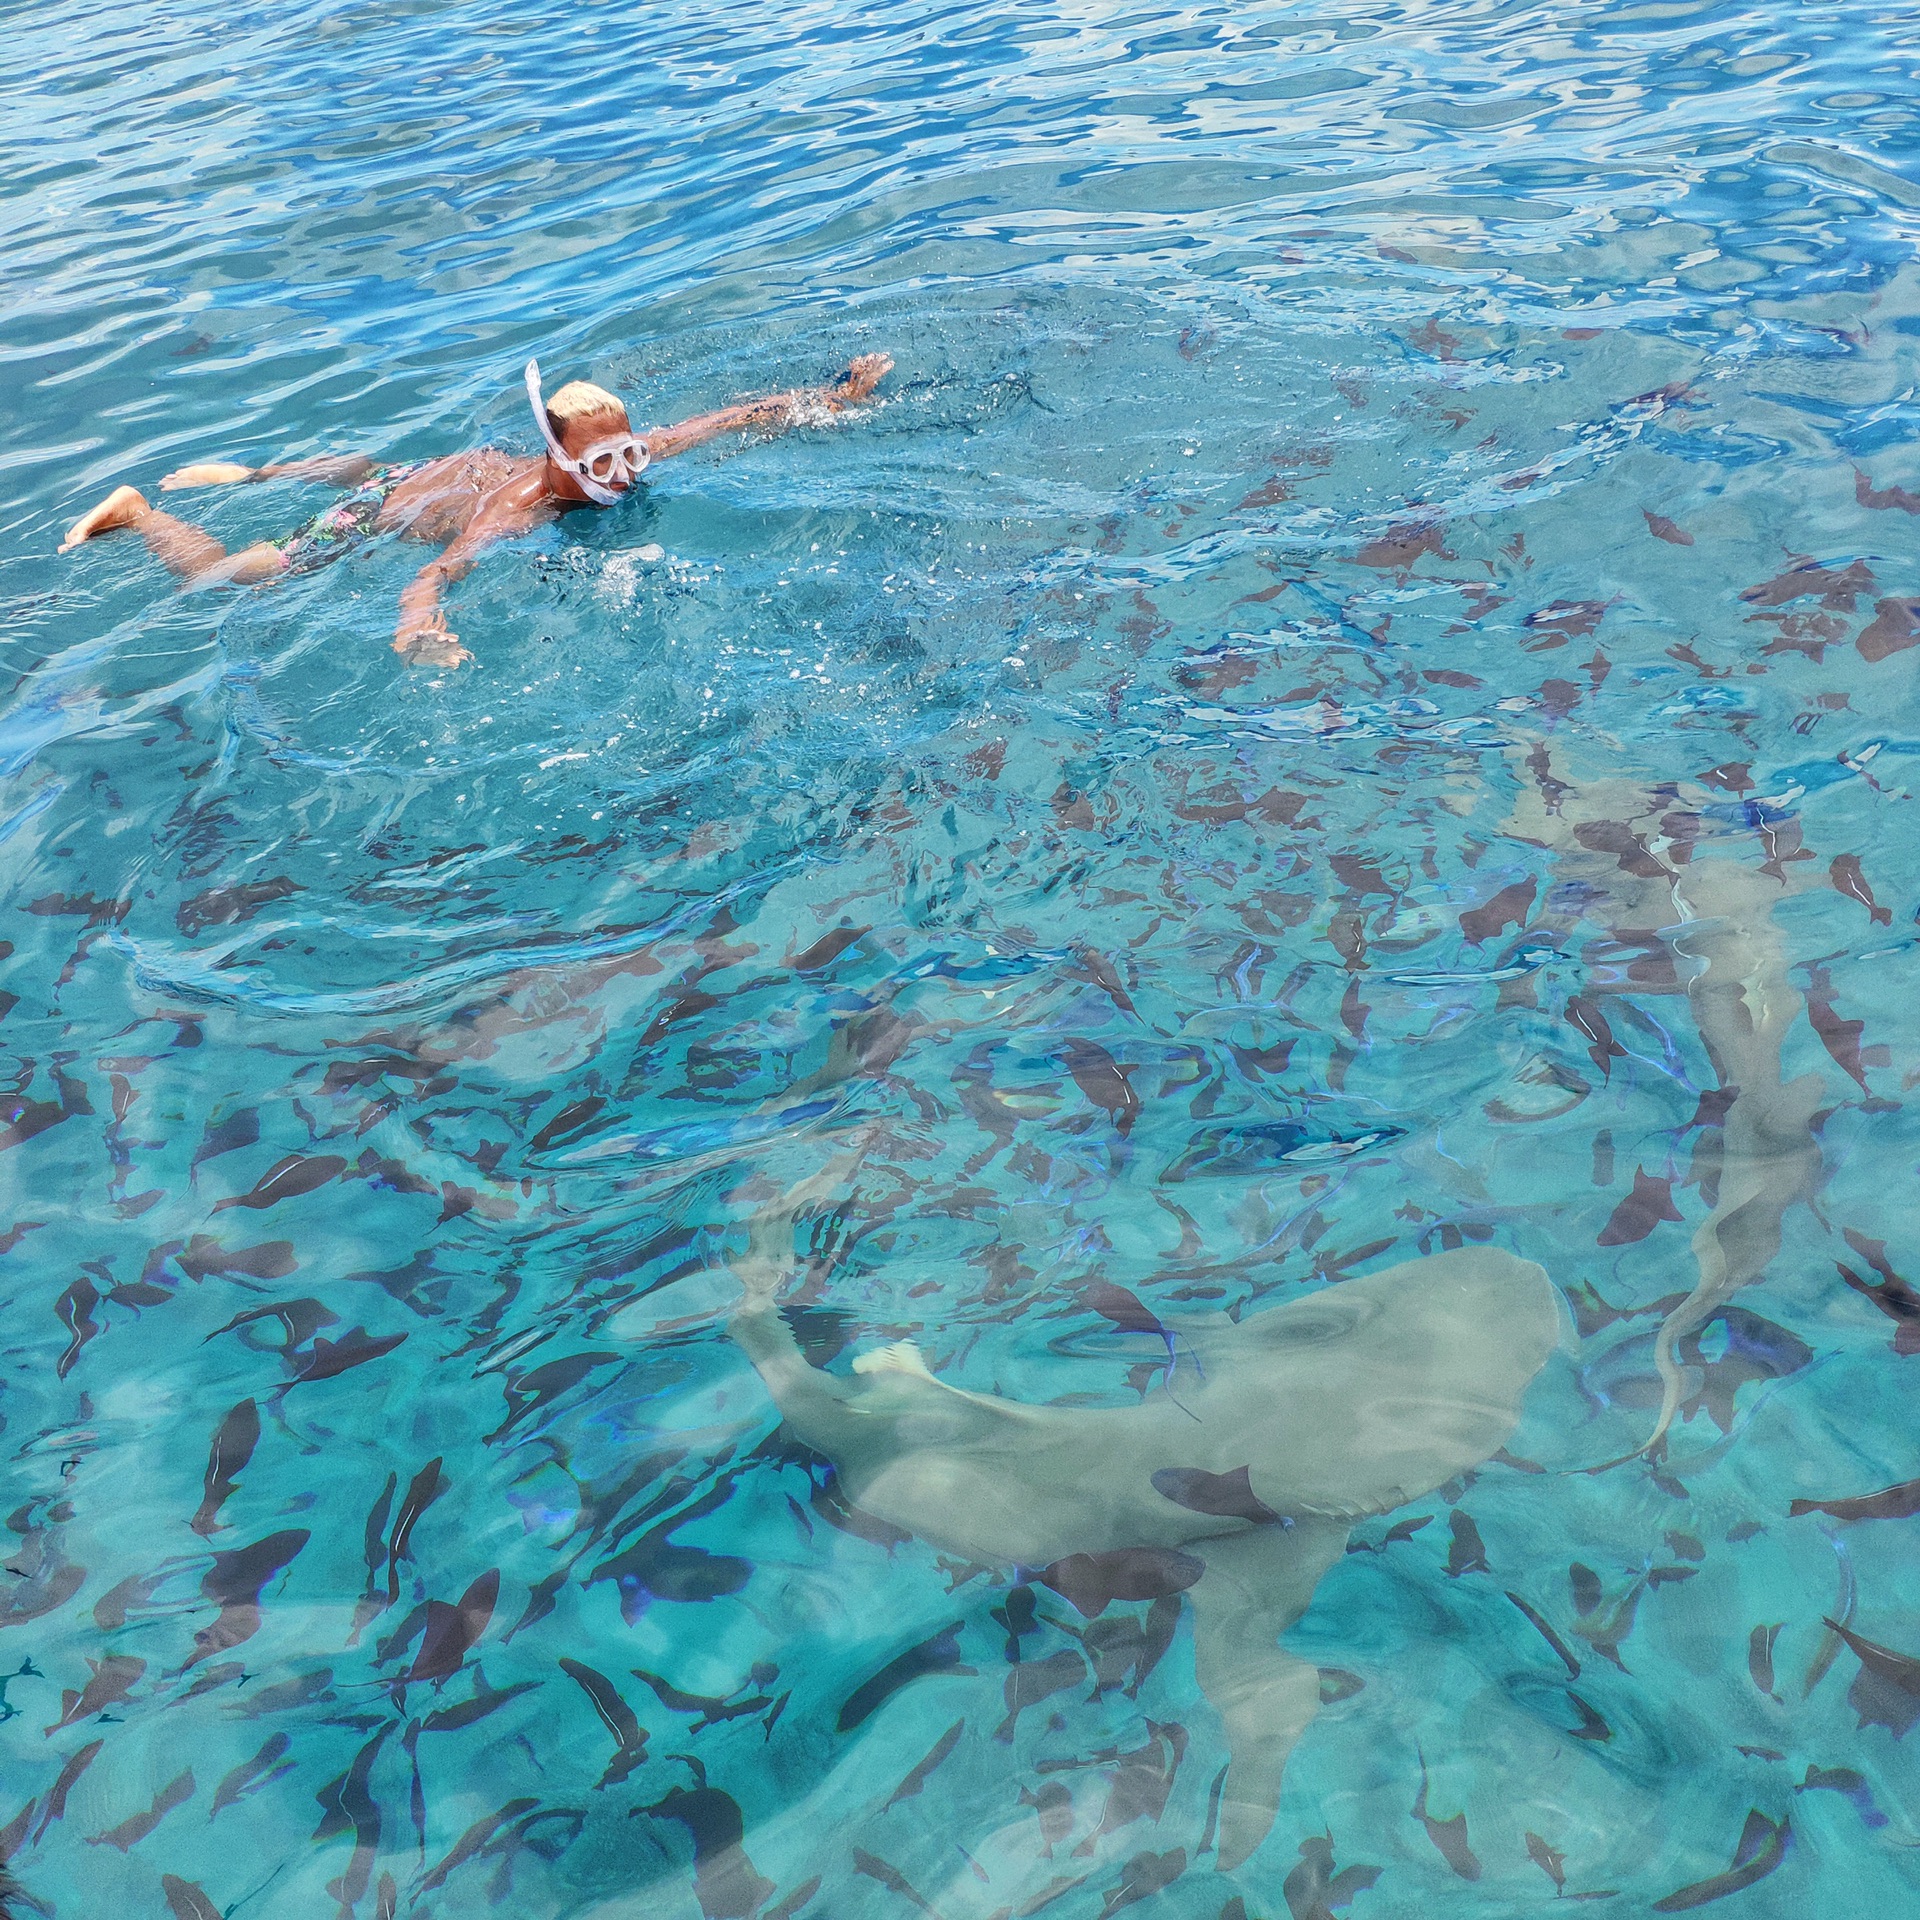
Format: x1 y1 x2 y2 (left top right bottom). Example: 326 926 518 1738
59 484 150 553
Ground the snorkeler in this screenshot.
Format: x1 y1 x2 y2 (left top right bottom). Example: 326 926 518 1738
58 352 894 668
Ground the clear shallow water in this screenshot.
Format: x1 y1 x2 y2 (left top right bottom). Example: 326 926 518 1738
6 0 1920 1913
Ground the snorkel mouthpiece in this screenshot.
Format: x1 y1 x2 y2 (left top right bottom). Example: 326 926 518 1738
525 358 648 506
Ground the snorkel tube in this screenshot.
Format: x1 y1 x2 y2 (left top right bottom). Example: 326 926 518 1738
525 359 648 505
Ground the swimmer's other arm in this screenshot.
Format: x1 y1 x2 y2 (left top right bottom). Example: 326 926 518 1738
392 484 546 669
158 454 379 491
644 352 893 460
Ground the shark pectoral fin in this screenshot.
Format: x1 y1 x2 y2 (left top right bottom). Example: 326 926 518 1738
1187 1519 1350 1873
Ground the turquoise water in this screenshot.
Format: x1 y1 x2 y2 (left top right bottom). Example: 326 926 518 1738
7 0 1920 1913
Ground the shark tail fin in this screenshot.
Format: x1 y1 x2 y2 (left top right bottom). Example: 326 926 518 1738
851 1340 936 1381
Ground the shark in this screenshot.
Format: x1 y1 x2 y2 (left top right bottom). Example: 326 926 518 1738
726 1174 1560 1870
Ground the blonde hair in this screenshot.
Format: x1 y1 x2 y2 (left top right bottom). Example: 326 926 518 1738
545 379 628 431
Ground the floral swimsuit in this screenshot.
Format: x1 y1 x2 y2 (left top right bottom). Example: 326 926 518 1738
271 463 423 573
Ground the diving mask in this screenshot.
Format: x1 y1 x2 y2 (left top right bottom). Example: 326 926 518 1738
525 359 649 505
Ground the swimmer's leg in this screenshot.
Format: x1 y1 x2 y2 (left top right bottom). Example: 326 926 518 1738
59 486 286 586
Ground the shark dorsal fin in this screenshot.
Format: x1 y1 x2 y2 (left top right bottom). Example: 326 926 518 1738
851 1340 937 1381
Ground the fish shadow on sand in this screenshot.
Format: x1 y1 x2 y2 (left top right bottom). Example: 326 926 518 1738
726 1182 1560 1870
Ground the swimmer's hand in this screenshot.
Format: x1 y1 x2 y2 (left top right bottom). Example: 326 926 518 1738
828 353 893 408
160 461 257 490
393 609 473 670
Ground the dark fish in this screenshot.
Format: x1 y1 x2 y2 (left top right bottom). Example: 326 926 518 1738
1074 1722 1186 1854
1790 1477 1920 1522
1833 1229 1920 1356
1071 948 1138 1020
176 876 297 938
211 1731 293 1816
1098 1847 1185 1917
1644 510 1694 546
1350 1516 1432 1556
1020 1780 1074 1855
1035 1548 1204 1619
1565 997 1627 1078
211 1153 346 1213
311 1729 386 1920
418 1795 540 1893
1572 819 1670 879
631 1667 775 1730
1829 854 1891 925
487 1351 621 1442
419 1674 541 1733
192 1109 260 1172
87 1768 195 1851
559 1658 648 1787
1505 1592 1580 1677
1458 877 1537 946
854 1847 945 1919
992 1584 1040 1662
1356 521 1451 569
30 1738 102 1842
1749 1624 1783 1700
1525 1832 1566 1892
1825 1617 1920 1735
1802 963 1881 1093
394 1569 498 1686
162 1876 223 1920
528 1096 608 1156
1858 597 1920 662
791 924 869 973
191 1398 260 1537
1445 1511 1488 1578
1591 1130 1615 1188
1058 1040 1140 1136
173 1235 297 1282
1795 1764 1887 1828
1742 559 1874 610
54 1275 101 1380
1651 1809 1789 1911
996 1649 1087 1743
647 1785 776 1920
44 1653 144 1734
1597 1169 1683 1247
285 1326 407 1391
591 1484 754 1622
185 1529 309 1667
837 1623 975 1732
1413 1757 1481 1880
1283 1832 1381 1920
1564 1691 1611 1742
888 1719 964 1810
765 1876 823 1920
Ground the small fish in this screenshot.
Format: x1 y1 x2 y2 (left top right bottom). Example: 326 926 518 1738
1564 1691 1612 1742
837 1623 976 1733
1651 1809 1789 1912
992 1584 1040 1662
54 1276 101 1380
1597 1169 1683 1247
87 1768 195 1851
1151 1466 1278 1526
191 1109 260 1172
184 1529 310 1668
631 1667 774 1730
1505 1591 1581 1677
1855 469 1920 514
1445 1510 1489 1578
1749 1624 1783 1700
853 1847 946 1920
1572 819 1670 879
647 1785 776 1920
391 1569 498 1686
1412 1755 1481 1880
1458 877 1537 947
1019 1780 1073 1855
1833 1230 1920 1356
888 1719 965 1810
1035 1548 1204 1619
1802 963 1881 1093
211 1731 293 1816
1098 1847 1185 1918
559 1657 649 1787
191 1398 260 1537
1858 596 1920 663
1790 1477 1920 1522
1074 1722 1186 1854
765 1877 823 1920
211 1153 346 1213
1795 1764 1887 1828
30 1737 102 1842
173 1235 297 1282
162 1877 223 1920
1283 1832 1381 1920
418 1795 540 1894
1829 854 1891 925
1058 1040 1140 1136
996 1648 1087 1743
44 1653 144 1735
1565 997 1627 1079
1526 1832 1566 1892
1644 510 1694 546
1824 1617 1920 1736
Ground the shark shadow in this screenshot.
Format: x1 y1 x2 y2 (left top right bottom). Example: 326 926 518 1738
726 1187 1558 1870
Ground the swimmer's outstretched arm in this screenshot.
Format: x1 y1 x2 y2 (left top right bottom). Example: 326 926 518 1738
158 454 378 491
392 475 549 670
645 352 893 462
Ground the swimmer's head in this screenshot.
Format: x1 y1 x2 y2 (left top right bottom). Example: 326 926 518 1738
525 360 649 505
